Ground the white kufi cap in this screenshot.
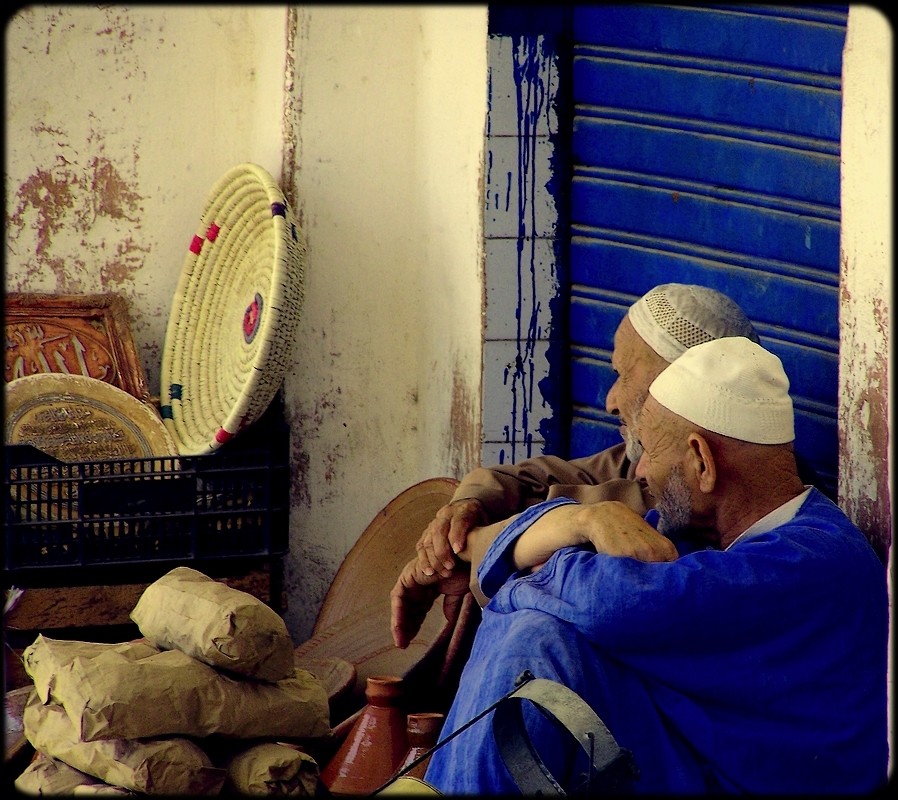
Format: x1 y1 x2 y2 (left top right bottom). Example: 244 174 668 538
628 283 760 363
648 337 795 444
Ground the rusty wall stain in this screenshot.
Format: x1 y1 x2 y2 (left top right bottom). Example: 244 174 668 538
289 433 312 509
286 380 344 509
838 293 891 563
448 361 479 477
280 5 301 215
282 537 335 640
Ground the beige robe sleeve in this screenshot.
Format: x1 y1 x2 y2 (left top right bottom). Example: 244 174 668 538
450 442 652 521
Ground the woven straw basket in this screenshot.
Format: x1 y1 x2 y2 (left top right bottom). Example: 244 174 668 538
160 164 305 455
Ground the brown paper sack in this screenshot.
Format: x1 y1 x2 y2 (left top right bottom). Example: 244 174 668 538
22 692 226 795
14 750 133 796
225 741 320 796
46 644 331 742
23 635 160 703
130 566 295 681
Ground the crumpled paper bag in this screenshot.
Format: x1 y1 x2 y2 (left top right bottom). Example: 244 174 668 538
23 635 160 703
27 637 331 742
130 566 295 681
15 750 133 795
22 692 226 795
225 741 320 795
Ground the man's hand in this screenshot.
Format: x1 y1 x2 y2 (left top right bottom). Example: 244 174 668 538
415 498 487 578
574 501 678 561
390 556 472 649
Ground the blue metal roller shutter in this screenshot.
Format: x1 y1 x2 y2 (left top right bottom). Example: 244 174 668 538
569 4 848 499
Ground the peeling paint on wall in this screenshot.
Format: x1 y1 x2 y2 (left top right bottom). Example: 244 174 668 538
6 6 291 396
8 167 78 260
88 156 142 224
6 155 147 293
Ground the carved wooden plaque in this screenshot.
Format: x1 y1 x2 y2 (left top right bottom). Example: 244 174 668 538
4 293 150 402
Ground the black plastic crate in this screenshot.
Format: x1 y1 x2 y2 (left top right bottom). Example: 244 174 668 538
4 406 290 586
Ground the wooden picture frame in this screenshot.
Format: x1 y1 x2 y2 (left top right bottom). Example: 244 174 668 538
4 292 150 402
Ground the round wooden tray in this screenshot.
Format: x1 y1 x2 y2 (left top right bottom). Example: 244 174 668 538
5 373 178 524
5 372 177 462
4 685 34 767
298 477 461 710
313 477 459 634
293 654 356 710
295 597 455 710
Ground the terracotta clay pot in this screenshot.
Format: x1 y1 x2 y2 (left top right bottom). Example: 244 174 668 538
320 675 407 796
394 712 444 780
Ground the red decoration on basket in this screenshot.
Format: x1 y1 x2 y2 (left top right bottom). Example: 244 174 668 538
243 293 263 343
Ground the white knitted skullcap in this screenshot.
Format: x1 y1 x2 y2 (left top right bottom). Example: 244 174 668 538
628 283 760 363
648 337 795 444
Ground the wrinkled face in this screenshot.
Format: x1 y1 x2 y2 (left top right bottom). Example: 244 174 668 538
634 396 695 535
605 316 669 463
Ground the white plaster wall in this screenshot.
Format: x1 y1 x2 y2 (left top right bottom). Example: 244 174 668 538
840 4 893 770
839 7 892 557
414 8 487 480
4 5 487 645
284 6 487 640
4 5 289 392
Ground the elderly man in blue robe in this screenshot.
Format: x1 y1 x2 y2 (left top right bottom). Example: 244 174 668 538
392 283 772 645
412 337 888 795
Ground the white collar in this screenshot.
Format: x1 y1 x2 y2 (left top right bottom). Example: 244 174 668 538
725 487 813 550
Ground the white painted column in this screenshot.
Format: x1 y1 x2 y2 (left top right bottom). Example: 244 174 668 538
839 3 893 771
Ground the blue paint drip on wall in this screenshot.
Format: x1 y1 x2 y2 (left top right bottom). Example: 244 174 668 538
505 31 568 464
485 4 570 467
539 28 571 460
507 34 548 464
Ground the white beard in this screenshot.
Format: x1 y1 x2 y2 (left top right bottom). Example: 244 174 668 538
656 463 693 536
